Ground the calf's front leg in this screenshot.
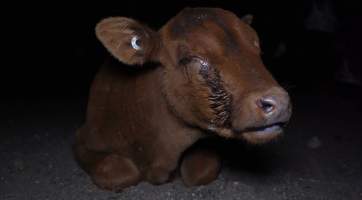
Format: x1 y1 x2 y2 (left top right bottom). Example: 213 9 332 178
91 154 141 192
180 148 221 186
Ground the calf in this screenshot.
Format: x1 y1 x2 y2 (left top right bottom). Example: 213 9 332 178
74 7 292 191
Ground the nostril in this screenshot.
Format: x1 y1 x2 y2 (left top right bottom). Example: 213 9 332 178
257 98 276 114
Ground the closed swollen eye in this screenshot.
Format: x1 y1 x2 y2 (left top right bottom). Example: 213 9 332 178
179 57 193 65
178 57 209 70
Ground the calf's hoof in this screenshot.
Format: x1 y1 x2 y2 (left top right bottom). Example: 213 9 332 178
180 149 221 186
91 154 140 192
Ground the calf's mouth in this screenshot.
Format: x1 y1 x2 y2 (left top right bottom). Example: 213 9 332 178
233 122 287 144
242 122 286 135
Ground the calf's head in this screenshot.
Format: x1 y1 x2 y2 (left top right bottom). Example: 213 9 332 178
96 8 292 144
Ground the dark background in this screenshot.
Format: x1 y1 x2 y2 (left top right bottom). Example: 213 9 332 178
3 0 362 98
1 1 362 199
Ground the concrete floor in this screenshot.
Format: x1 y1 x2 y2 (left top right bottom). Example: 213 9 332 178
1 84 362 200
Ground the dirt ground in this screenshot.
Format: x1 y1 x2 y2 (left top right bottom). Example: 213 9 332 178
1 84 362 200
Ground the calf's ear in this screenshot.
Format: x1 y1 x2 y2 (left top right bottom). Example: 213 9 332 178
96 17 160 65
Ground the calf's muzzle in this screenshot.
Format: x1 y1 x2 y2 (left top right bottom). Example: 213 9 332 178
232 86 291 136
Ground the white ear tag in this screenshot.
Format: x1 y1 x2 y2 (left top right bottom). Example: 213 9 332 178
131 36 141 50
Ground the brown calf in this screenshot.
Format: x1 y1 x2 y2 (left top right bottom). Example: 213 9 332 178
74 7 292 191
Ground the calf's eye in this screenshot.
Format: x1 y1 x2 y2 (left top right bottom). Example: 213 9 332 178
179 57 209 72
198 59 209 71
179 57 192 65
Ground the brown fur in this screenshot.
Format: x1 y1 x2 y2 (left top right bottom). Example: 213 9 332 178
74 7 292 191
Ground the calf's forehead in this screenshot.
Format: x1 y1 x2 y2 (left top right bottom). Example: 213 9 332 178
162 8 256 59
167 8 237 37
